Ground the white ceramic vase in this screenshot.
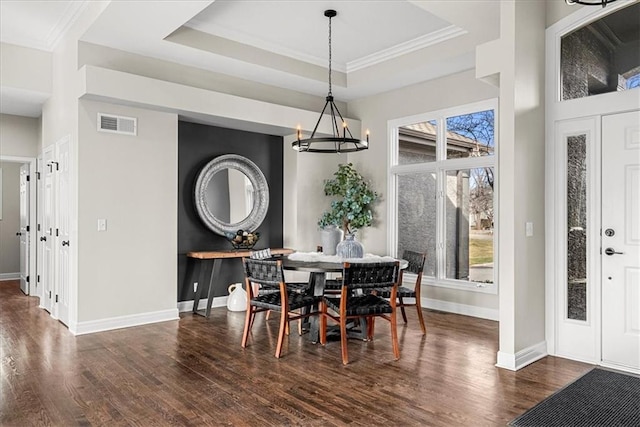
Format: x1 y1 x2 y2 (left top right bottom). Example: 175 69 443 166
226 283 247 311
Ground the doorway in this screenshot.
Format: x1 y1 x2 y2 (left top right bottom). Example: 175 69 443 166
0 156 37 297
545 0 640 374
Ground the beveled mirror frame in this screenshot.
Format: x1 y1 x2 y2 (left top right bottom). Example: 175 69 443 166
194 154 269 236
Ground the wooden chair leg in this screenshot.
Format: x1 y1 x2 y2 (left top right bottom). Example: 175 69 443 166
241 307 254 348
340 316 349 365
367 316 375 340
390 310 400 360
319 302 327 345
416 303 426 335
399 296 408 324
275 311 287 358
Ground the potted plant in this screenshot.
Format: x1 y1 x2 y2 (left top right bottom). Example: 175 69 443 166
318 163 378 257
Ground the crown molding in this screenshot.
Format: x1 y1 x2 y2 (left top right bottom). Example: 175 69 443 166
347 25 467 73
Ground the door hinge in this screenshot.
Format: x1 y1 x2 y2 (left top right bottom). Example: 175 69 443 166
26 275 30 283
56 229 59 237
37 275 40 283
55 295 58 303
37 171 41 180
26 175 30 182
26 225 30 232
49 291 52 298
37 224 41 232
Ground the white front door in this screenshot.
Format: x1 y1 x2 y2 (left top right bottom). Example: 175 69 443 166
19 164 30 294
601 110 640 372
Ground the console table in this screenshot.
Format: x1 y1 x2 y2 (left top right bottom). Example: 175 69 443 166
186 248 294 317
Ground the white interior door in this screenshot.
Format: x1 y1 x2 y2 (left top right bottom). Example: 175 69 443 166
42 147 55 313
19 164 30 294
55 137 71 326
602 110 640 372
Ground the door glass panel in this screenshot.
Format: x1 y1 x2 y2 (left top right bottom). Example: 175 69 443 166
446 110 495 159
397 172 437 276
561 2 640 101
444 168 494 283
567 134 587 321
398 120 437 165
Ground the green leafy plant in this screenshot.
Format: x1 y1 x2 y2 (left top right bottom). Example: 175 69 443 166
318 163 379 234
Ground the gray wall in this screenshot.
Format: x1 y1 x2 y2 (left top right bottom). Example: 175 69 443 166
0 162 21 275
177 121 284 303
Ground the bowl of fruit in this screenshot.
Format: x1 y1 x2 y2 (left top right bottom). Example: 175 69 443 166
226 230 260 250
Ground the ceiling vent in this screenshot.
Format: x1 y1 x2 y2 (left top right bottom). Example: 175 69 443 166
97 113 137 136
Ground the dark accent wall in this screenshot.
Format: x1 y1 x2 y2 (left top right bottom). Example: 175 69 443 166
178 121 283 302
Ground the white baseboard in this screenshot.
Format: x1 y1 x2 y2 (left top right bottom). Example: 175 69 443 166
70 308 179 336
0 273 20 281
177 296 228 313
422 297 499 321
496 341 548 371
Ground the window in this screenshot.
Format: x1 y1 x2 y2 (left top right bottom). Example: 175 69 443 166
390 100 497 292
560 2 640 101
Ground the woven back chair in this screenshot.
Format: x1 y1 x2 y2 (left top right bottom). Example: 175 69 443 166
320 261 400 365
241 258 321 358
373 250 427 334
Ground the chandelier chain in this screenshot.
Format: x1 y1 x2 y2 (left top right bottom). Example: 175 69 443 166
328 13 332 96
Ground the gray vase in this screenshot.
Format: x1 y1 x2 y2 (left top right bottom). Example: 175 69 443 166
320 225 343 255
336 233 364 258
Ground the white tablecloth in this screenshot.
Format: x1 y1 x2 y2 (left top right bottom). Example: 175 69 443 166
287 251 397 264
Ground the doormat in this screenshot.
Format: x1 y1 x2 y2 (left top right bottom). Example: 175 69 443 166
509 368 640 427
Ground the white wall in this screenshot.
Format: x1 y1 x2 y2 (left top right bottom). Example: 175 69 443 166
76 100 178 323
0 43 51 94
482 0 547 370
0 161 21 275
347 70 499 313
0 114 39 158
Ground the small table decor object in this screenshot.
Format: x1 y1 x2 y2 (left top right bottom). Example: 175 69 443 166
225 230 259 250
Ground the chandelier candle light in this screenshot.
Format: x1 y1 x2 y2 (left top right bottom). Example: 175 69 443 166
292 10 369 154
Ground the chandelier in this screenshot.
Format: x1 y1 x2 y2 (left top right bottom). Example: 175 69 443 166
565 0 617 7
292 10 369 153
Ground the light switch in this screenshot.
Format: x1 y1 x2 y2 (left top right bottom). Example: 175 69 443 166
97 219 107 231
525 222 534 237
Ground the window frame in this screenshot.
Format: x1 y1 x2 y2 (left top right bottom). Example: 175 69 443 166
387 99 499 294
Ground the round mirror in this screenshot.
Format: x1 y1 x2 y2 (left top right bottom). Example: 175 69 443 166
194 154 269 236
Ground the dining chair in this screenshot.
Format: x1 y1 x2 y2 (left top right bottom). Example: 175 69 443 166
241 258 321 358
373 250 427 334
320 261 400 365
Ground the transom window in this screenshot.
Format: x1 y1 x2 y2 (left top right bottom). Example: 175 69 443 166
389 100 497 292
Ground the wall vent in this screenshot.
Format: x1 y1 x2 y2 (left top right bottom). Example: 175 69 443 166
97 113 137 136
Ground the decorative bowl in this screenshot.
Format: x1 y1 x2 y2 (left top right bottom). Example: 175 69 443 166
225 230 260 250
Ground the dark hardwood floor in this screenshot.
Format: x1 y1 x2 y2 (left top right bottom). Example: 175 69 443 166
0 279 593 426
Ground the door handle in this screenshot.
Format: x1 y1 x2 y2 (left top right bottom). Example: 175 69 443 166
40 236 47 242
604 247 624 256
61 241 70 247
16 232 22 236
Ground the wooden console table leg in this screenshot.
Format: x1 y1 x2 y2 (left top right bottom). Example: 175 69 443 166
205 258 222 318
193 260 213 317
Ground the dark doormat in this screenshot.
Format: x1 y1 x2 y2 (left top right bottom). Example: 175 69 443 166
509 368 640 427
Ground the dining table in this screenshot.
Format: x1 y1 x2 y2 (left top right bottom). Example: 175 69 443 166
281 252 408 343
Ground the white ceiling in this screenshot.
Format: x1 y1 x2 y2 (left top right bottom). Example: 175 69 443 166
0 0 501 118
